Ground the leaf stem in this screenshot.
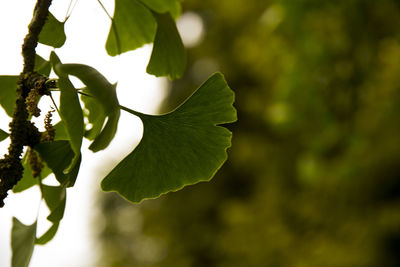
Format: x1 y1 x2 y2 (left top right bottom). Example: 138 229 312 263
118 104 143 117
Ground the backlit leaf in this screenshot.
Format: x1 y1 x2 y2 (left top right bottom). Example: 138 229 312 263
42 185 66 222
35 140 81 187
0 76 18 117
54 63 120 152
35 54 51 76
106 0 156 56
101 73 236 202
140 0 181 18
38 12 66 48
0 128 8 142
11 218 37 267
147 12 186 80
35 222 59 245
50 52 84 173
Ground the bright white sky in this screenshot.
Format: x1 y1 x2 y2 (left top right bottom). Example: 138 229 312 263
0 0 167 266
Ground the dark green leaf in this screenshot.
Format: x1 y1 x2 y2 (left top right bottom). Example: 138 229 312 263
11 218 37 267
0 76 18 117
42 185 66 222
35 222 59 245
13 152 52 193
0 128 8 142
106 0 156 56
34 185 66 245
54 121 68 140
35 54 51 76
101 73 236 202
140 0 181 18
147 12 186 80
54 63 120 152
35 140 81 187
50 52 84 173
38 12 66 48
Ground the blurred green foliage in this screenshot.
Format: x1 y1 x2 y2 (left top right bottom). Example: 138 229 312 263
97 0 400 266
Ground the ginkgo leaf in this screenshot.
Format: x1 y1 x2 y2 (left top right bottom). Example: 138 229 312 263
53 63 120 152
146 12 186 80
11 218 37 267
50 52 84 173
101 73 236 202
0 76 18 117
0 128 8 142
34 185 66 245
35 222 59 245
35 54 51 76
106 0 156 56
35 140 81 187
38 12 66 48
140 0 181 18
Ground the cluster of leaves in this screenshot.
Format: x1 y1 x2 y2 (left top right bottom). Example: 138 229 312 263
0 1 236 266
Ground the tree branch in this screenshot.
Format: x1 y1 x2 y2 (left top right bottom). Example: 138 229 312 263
0 0 52 207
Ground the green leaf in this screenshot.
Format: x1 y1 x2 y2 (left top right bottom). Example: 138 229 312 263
38 12 66 48
139 0 181 18
0 128 8 142
147 12 186 80
54 121 68 140
106 0 157 56
53 63 120 152
34 185 66 245
42 185 66 222
50 52 84 173
35 54 51 76
101 73 236 202
0 75 18 117
36 222 59 245
35 140 81 187
13 152 52 193
11 218 37 267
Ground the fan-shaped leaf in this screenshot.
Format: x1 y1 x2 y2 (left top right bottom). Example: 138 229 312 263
106 0 156 56
11 218 37 267
38 12 66 48
147 12 186 80
101 73 236 202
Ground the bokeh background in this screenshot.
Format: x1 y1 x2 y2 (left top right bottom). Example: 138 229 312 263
96 0 400 267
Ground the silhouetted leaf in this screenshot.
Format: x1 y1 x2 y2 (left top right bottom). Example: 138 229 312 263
101 73 236 202
140 0 181 18
54 63 120 152
38 12 66 48
0 76 18 117
35 54 51 76
147 12 186 80
35 222 59 245
11 218 37 267
0 128 8 142
106 0 156 56
50 52 84 173
35 140 80 187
